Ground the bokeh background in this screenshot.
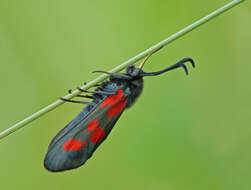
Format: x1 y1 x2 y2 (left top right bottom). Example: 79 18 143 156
0 0 250 189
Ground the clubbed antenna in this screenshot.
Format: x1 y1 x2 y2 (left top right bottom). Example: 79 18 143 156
141 58 195 77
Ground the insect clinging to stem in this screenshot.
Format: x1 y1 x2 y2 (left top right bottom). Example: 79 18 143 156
44 47 195 172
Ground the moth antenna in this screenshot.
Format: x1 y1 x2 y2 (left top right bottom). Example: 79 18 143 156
141 58 195 77
139 46 164 69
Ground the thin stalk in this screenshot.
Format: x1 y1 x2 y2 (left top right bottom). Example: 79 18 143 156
0 0 246 140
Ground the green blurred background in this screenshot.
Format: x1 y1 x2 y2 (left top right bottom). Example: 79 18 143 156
0 0 250 189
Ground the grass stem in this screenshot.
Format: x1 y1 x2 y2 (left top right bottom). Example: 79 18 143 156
0 0 246 140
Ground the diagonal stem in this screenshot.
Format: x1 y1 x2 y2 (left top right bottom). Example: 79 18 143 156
0 0 246 140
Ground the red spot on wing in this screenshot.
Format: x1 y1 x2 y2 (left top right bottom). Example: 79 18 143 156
101 89 124 107
63 138 88 151
87 120 99 132
86 89 125 144
90 127 105 143
107 97 127 118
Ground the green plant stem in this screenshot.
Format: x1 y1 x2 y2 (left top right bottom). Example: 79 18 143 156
0 0 246 140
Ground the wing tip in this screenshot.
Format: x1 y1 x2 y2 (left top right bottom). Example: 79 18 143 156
43 152 87 172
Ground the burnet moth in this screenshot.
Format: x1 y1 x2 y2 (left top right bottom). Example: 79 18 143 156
44 48 195 172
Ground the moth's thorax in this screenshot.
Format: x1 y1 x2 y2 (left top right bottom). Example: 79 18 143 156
102 78 143 108
124 78 143 108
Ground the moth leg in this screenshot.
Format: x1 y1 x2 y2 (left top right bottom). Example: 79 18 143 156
77 87 115 95
92 70 113 75
139 46 164 69
68 89 94 99
60 97 94 105
92 70 132 80
83 82 101 87
76 95 94 99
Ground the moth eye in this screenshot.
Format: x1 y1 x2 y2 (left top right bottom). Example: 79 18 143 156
126 65 135 74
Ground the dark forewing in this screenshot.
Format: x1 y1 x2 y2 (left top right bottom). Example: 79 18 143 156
47 104 95 150
44 89 127 172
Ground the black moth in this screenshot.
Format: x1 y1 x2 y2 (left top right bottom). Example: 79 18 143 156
44 50 195 172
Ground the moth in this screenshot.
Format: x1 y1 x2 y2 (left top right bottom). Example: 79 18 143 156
44 49 195 172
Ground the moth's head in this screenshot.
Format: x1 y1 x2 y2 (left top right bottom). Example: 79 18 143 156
126 65 143 78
